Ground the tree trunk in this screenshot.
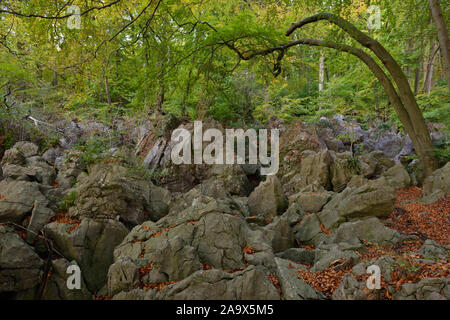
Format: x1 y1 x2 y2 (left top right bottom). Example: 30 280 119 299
104 76 111 107
428 0 450 90
52 70 58 87
319 52 325 91
286 13 439 176
414 63 421 95
422 42 439 93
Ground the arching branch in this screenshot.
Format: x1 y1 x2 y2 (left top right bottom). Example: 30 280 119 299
0 0 122 20
286 12 438 175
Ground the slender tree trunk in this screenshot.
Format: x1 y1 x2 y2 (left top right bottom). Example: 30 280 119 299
319 52 325 91
414 64 421 95
104 75 111 107
52 70 58 87
428 0 450 90
422 42 439 93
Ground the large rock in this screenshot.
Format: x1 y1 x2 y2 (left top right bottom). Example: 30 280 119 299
374 131 404 158
324 217 407 247
262 206 303 253
68 159 169 226
382 163 411 190
310 244 359 272
43 259 92 300
248 175 288 221
0 148 25 166
0 226 44 293
279 121 322 178
274 258 325 300
111 195 275 296
206 165 252 197
275 248 315 265
329 152 359 192
44 218 129 293
289 191 333 213
26 200 55 243
329 152 377 192
296 150 332 191
294 177 396 245
322 177 396 220
393 278 449 300
55 150 85 191
422 163 450 202
155 266 280 300
12 141 39 158
0 180 47 223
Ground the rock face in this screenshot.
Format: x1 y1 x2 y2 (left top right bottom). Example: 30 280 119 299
0 226 44 293
43 259 92 300
289 191 333 213
393 278 450 300
67 157 170 226
274 258 325 300
382 163 411 190
248 175 288 221
0 180 46 223
44 218 129 293
422 162 450 202
284 150 333 193
294 177 396 246
0 111 448 301
109 194 281 299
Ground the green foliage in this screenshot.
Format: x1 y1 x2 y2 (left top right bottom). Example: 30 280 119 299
59 190 78 211
0 0 447 154
344 155 361 174
418 87 450 127
73 136 109 167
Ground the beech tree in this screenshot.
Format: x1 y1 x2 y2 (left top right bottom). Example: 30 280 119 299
224 12 439 176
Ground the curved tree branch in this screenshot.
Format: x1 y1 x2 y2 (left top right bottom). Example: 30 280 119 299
0 0 122 20
286 12 438 174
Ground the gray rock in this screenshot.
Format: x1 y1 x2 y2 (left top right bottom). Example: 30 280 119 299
311 244 359 272
375 131 404 158
26 200 55 243
418 240 449 260
422 163 450 202
289 191 333 213
332 274 372 300
293 213 322 244
248 175 288 221
43 259 92 300
12 141 39 158
393 278 449 300
0 180 46 223
42 147 63 164
0 226 44 293
324 217 407 246
274 258 325 300
276 248 315 265
44 218 129 293
155 266 280 300
382 163 411 190
329 152 359 192
107 257 139 297
297 150 333 190
55 150 85 191
68 160 169 226
0 148 25 166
